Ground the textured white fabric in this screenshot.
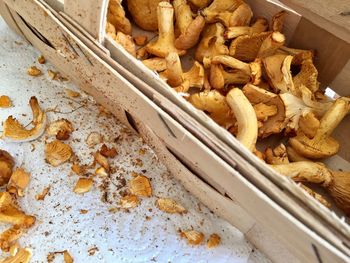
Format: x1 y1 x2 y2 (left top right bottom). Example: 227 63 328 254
0 17 270 263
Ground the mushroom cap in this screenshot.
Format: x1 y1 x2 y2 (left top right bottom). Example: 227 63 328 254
108 0 132 34
229 31 271 62
127 0 164 31
328 171 350 215
188 90 236 129
243 84 286 138
289 134 339 159
195 23 229 62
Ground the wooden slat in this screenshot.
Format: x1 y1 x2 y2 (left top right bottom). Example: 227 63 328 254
280 0 350 43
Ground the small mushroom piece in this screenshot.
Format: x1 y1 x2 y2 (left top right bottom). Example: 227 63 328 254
299 184 331 208
0 225 23 252
161 52 205 88
2 97 47 142
0 192 36 227
142 58 167 72
129 174 152 197
0 150 14 187
47 119 73 140
146 2 186 57
201 0 244 23
224 18 269 39
271 161 332 186
94 152 109 171
113 32 136 57
156 198 186 214
270 11 287 32
226 88 258 151
107 0 132 34
188 90 236 129
45 140 73 167
293 58 319 93
242 84 286 138
7 168 30 197
173 0 205 50
126 0 164 31
207 233 221 248
0 95 12 108
1 248 32 263
265 144 289 165
257 32 285 58
263 54 297 95
195 23 229 63
119 194 139 209
74 178 93 194
180 230 204 245
229 31 271 62
289 98 350 159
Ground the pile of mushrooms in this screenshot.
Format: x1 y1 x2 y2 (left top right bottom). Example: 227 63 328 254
107 0 350 215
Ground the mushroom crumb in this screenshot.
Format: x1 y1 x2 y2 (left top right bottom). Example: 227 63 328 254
129 174 152 197
27 66 42 76
207 233 221 248
0 95 12 108
73 178 93 194
45 140 73 167
37 55 46 64
156 198 186 214
35 186 51 201
180 230 204 245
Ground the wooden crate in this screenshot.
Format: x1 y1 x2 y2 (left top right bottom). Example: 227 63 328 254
1 0 349 262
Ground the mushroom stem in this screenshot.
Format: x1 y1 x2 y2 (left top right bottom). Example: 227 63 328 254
225 18 268 39
226 88 258 151
146 2 185 57
173 0 205 50
271 161 332 186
